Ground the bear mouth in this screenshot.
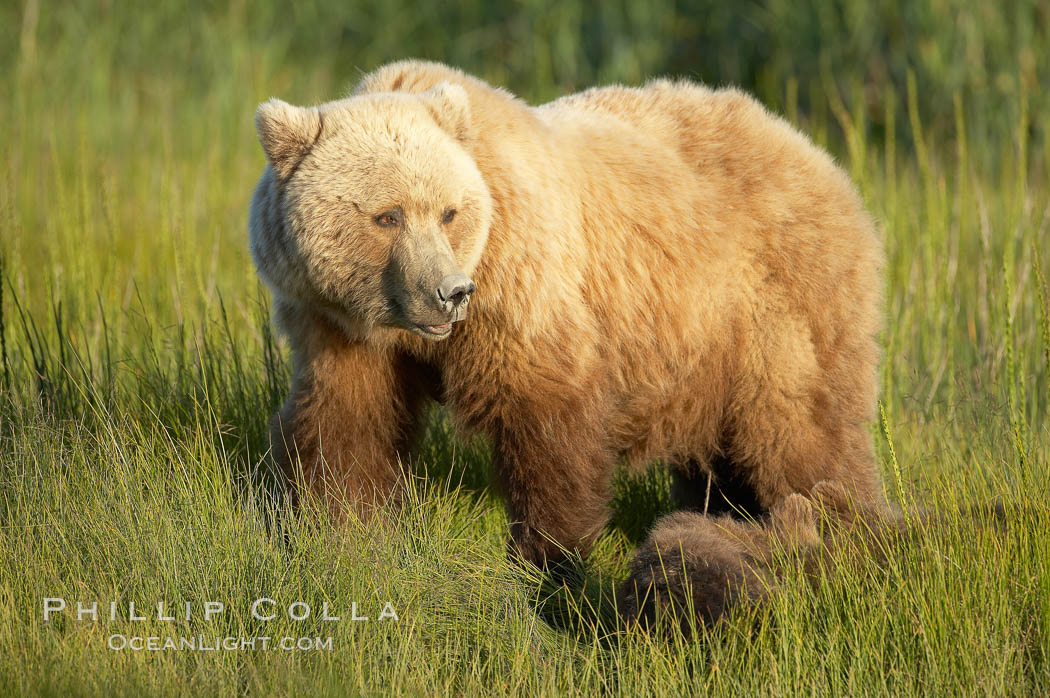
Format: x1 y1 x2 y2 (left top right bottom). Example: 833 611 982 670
412 322 454 339
388 298 463 340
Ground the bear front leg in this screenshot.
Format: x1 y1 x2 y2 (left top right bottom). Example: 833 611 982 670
492 394 614 568
271 308 427 519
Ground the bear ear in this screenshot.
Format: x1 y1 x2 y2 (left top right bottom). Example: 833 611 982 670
255 99 322 180
420 82 472 141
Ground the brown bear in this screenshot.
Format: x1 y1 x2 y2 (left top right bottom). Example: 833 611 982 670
621 481 1013 634
249 60 886 622
620 487 829 634
620 480 888 633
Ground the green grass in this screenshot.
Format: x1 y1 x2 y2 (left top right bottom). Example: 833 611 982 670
1 1 1049 695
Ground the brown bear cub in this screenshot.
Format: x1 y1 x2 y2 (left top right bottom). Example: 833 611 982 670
621 490 826 634
621 481 1013 634
249 60 886 630
620 480 894 634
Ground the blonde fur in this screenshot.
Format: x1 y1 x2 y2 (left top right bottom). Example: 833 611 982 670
250 60 886 570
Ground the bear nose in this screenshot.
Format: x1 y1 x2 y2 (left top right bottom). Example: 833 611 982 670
436 274 476 308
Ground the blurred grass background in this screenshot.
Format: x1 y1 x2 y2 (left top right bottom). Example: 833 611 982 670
1 1 1048 695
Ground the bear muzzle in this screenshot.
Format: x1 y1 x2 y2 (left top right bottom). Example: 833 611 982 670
436 273 475 311
384 230 476 340
411 273 475 339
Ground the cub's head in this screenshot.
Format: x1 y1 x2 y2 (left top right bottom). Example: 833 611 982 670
249 82 491 340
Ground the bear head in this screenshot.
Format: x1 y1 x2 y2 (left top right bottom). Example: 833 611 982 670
249 82 492 341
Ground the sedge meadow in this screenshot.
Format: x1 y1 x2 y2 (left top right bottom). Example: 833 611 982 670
1 2 1048 696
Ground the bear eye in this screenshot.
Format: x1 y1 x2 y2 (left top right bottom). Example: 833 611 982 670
374 210 401 228
441 208 457 225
